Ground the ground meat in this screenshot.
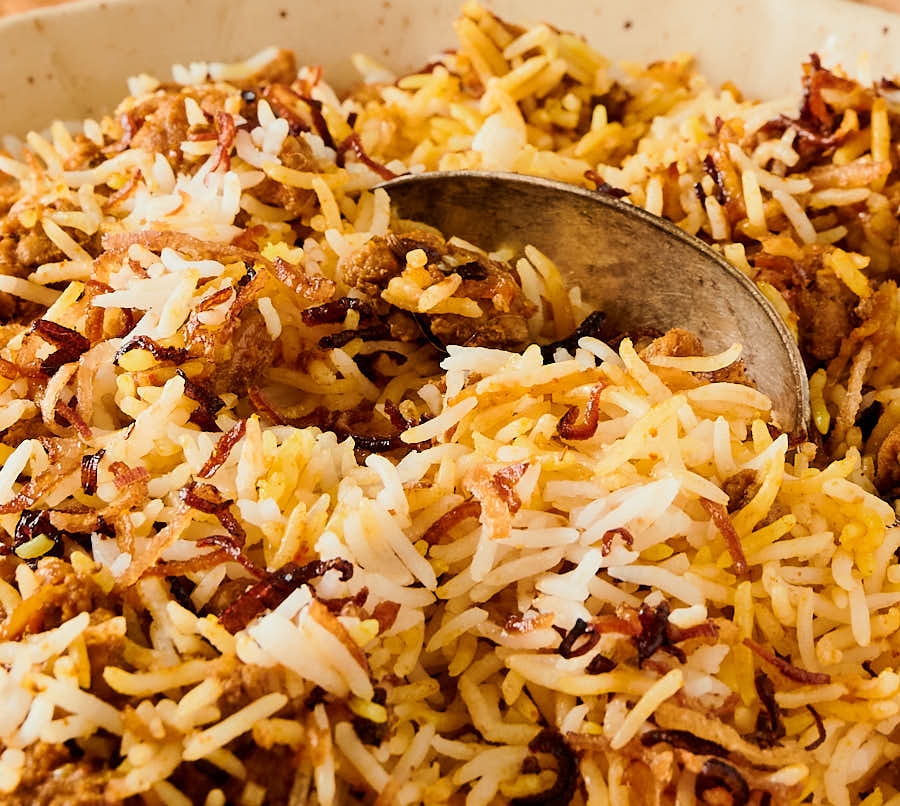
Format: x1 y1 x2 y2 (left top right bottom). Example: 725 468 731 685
875 423 900 494
14 228 66 268
387 310 420 341
216 658 287 716
250 137 318 219
210 310 277 396
202 577 250 617
18 558 111 635
386 229 448 263
62 135 104 171
129 93 190 169
702 359 756 387
430 311 529 347
0 743 112 806
338 235 401 296
339 232 536 348
796 272 856 362
226 745 299 806
84 620 126 702
639 328 703 360
237 48 298 89
722 469 760 513
0 236 27 320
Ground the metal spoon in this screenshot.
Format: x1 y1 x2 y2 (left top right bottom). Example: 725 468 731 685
378 170 809 436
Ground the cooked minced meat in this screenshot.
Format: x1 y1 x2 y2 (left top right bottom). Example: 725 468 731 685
337 235 401 296
338 228 536 349
0 743 111 806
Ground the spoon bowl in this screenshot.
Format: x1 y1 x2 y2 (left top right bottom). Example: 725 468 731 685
379 170 809 437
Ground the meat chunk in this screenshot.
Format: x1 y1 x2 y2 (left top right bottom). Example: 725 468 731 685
129 93 190 168
0 236 27 320
430 311 529 347
216 658 286 716
875 423 900 494
722 469 760 513
250 137 318 218
62 135 103 171
796 272 855 362
211 310 276 396
704 360 756 386
0 743 110 806
202 577 249 618
338 230 536 349
640 328 703 360
229 745 299 806
338 235 401 296
31 557 110 631
387 229 448 264
15 227 65 268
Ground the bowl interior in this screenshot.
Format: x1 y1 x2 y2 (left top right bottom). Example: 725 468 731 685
1 0 899 136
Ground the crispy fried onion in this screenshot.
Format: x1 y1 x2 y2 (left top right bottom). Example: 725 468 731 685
695 758 750 806
108 460 150 490
300 297 374 325
198 419 246 479
652 703 806 768
336 133 398 180
80 449 105 495
555 601 718 666
557 614 639 659
584 170 629 198
144 534 264 580
463 462 529 541
743 639 831 684
102 230 334 304
32 319 90 376
371 600 400 633
54 400 92 441
0 438 82 515
114 335 189 366
179 482 246 545
219 558 353 633
601 527 634 556
571 726 797 806
318 323 390 349
510 729 578 806
700 498 748 576
556 383 605 440
804 705 826 751
635 601 685 666
12 509 60 557
750 672 785 748
422 499 482 545
176 369 225 431
211 111 237 172
117 503 194 587
640 729 727 758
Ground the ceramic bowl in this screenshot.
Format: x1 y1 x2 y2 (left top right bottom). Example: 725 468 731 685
1 0 899 137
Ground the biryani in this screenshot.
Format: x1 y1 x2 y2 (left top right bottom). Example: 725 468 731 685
0 2 898 804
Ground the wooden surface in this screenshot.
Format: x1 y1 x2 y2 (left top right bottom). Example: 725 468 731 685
2 0 900 14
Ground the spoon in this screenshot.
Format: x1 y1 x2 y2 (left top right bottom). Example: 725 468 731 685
378 170 809 437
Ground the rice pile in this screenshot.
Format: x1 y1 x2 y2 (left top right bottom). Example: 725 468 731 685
0 3 897 805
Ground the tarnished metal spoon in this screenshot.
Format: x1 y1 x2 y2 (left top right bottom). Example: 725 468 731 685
378 170 809 436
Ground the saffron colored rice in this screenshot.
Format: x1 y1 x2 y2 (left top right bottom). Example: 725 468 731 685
0 4 898 805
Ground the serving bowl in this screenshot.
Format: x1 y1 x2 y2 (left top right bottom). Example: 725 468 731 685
1 0 899 137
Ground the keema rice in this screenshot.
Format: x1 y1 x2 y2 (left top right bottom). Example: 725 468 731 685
0 3 898 804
